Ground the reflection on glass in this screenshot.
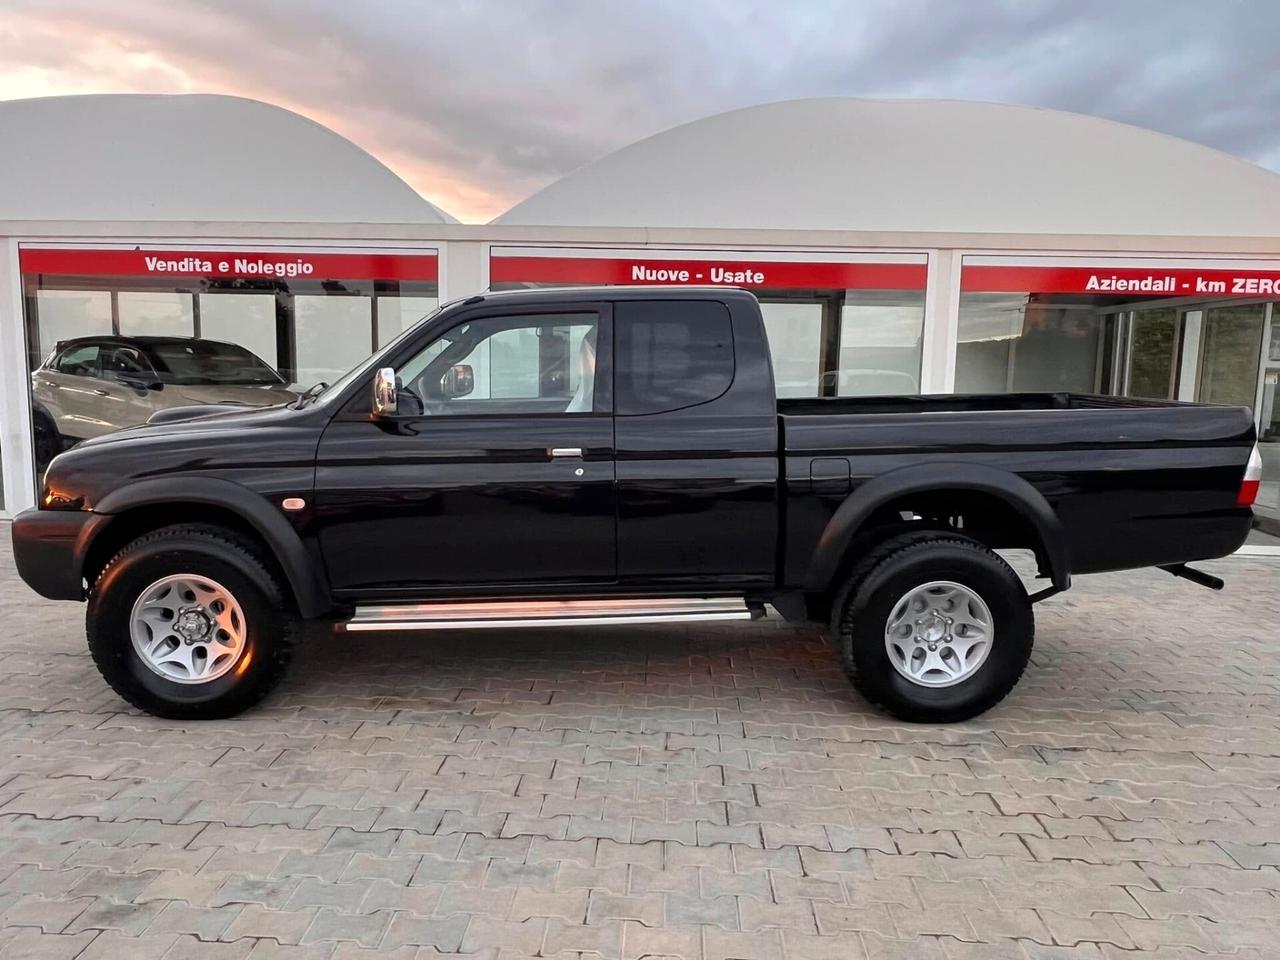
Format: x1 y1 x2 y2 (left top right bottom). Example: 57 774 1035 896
760 302 822 398
1258 365 1279 524
34 289 112 356
396 314 596 412
200 293 278 368
1199 304 1264 409
838 291 924 395
118 292 194 338
957 294 1101 393
376 296 439 348
294 296 372 388
1127 307 1179 399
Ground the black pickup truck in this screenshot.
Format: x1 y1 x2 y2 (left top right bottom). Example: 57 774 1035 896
11 287 1262 722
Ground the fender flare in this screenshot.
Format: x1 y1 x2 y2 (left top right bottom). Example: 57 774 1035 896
805 462 1071 593
91 477 332 618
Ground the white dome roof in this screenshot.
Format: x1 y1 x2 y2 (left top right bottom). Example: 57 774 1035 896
0 94 455 223
498 98 1280 236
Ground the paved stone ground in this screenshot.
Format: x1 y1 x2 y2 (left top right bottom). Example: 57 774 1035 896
0 526 1278 959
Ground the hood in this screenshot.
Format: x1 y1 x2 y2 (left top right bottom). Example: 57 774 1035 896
176 382 298 405
79 399 310 447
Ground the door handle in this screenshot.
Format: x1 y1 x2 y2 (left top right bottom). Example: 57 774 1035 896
548 447 583 459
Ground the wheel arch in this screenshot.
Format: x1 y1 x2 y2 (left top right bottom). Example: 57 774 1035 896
806 462 1071 599
85 478 331 618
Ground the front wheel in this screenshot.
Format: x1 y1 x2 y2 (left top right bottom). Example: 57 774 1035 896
87 524 297 719
833 532 1034 722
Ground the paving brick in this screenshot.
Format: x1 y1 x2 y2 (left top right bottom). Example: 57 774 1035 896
0 930 98 960
463 916 548 955
2 894 89 933
300 908 389 947
702 926 784 960
212 876 300 909
509 888 588 922
380 912 469 951
621 920 700 960
160 936 254 960
145 903 244 940
663 893 738 929
77 931 180 960
221 904 318 944
355 879 442 916
67 899 166 936
587 892 664 927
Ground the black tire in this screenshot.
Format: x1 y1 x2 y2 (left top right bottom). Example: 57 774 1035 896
832 531 1033 723
86 524 297 719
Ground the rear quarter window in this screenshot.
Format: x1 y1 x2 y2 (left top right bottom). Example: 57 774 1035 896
615 300 734 415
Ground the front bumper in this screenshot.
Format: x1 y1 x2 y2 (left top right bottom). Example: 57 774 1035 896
10 508 108 601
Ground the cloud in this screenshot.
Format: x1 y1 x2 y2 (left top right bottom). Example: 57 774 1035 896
1 0 1278 221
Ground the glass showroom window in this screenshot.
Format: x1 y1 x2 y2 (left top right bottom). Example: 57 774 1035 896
837 290 925 396
199 292 278 368
19 247 438 485
956 294 1107 393
762 290 924 397
32 289 113 357
758 301 823 397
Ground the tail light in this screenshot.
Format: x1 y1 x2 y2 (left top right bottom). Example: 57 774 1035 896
1238 444 1262 507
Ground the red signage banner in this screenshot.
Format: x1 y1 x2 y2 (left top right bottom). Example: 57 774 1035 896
963 264 1280 297
19 247 438 282
490 255 927 290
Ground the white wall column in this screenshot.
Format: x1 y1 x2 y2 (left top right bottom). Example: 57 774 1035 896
0 238 36 515
1177 310 1203 402
920 249 959 393
441 240 489 301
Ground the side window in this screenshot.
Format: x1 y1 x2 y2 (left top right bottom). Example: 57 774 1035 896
395 313 599 416
100 346 154 381
53 344 100 377
615 300 734 415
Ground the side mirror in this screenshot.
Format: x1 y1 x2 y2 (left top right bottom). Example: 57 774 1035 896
372 367 398 416
441 363 474 399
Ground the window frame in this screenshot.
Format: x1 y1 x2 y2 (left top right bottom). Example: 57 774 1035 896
99 344 159 384
340 302 614 421
613 299 737 417
52 342 103 378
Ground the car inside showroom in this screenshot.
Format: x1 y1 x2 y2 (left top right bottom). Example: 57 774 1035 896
0 94 1277 550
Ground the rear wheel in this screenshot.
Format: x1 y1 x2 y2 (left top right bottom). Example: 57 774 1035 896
87 524 296 719
832 532 1033 722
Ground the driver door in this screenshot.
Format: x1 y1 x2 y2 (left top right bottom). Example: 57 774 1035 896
313 306 616 596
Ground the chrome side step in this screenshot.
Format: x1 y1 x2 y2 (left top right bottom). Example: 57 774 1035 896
340 596 756 632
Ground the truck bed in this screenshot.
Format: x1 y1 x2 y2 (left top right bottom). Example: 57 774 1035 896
778 392 1256 581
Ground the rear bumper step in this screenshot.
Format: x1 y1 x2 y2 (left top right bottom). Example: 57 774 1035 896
339 596 758 632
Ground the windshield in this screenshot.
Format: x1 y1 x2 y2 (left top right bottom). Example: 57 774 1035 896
146 340 285 386
309 303 445 403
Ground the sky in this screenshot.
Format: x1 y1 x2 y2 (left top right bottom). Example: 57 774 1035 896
1 0 1278 223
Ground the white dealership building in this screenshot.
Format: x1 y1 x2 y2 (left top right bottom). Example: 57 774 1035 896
0 93 1277 550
